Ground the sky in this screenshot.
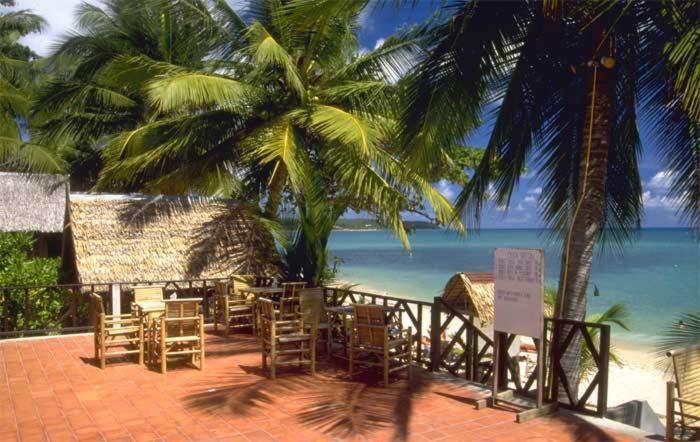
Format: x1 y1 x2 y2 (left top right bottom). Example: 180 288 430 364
8 0 689 228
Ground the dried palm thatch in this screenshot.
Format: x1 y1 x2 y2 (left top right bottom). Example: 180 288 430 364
442 272 495 326
0 172 68 233
68 194 279 284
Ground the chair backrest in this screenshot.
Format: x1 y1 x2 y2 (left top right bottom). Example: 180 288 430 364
299 287 326 326
133 286 164 303
90 293 105 317
670 344 700 422
164 299 200 337
231 274 255 298
214 281 230 297
353 304 387 347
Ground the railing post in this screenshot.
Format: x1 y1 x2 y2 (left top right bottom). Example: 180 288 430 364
416 306 423 365
23 288 30 331
2 289 8 332
598 323 610 418
667 381 675 442
550 320 560 404
430 297 441 372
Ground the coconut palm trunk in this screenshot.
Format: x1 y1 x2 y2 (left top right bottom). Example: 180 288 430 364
264 163 288 218
554 20 615 399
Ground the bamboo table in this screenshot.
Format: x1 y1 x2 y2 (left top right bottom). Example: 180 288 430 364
134 300 165 363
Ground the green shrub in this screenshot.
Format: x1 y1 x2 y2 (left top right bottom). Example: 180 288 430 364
0 232 63 330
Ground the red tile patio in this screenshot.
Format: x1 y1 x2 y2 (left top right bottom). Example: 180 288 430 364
0 331 641 441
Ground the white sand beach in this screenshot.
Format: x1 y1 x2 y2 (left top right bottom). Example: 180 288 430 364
330 280 672 418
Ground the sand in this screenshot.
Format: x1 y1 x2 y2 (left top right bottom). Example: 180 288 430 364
329 280 672 418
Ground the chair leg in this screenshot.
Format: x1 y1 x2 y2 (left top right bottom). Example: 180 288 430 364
199 315 205 370
160 318 167 374
94 330 98 360
100 332 106 370
138 325 144 365
311 337 316 375
223 312 230 338
383 347 389 387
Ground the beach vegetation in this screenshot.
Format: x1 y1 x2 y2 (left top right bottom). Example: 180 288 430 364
0 232 63 330
658 311 700 356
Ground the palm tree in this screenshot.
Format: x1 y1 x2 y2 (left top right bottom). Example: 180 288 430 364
40 0 460 246
0 1 61 172
401 0 699 395
32 0 226 188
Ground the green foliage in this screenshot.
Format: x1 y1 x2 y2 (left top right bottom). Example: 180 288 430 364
0 4 62 173
657 311 700 356
35 0 463 255
0 232 63 330
545 285 629 380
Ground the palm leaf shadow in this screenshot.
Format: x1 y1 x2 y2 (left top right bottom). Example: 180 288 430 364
183 366 427 440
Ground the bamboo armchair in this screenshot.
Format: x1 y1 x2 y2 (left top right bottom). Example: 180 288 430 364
91 293 143 369
213 281 256 337
666 344 700 441
279 281 306 320
256 275 275 287
299 287 331 357
349 304 412 387
151 299 205 374
131 286 164 306
259 298 316 379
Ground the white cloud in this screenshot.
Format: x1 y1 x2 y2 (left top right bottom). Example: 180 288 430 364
436 179 456 201
642 191 682 211
373 38 385 50
527 187 542 196
646 170 676 192
10 0 97 56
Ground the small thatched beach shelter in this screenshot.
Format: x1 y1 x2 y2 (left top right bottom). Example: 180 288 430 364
0 172 69 257
442 272 495 326
64 194 278 284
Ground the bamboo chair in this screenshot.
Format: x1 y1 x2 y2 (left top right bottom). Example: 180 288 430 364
299 287 331 357
91 293 143 369
259 298 315 379
349 304 412 387
152 299 205 374
213 281 255 337
666 344 700 440
279 281 306 320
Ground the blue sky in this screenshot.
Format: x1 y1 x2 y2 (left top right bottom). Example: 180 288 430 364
10 0 688 228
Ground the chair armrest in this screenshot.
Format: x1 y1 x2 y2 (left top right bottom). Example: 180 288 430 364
163 316 202 322
105 313 136 318
105 318 141 325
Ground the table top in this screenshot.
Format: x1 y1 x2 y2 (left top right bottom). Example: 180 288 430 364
134 300 165 314
238 287 285 295
325 305 402 315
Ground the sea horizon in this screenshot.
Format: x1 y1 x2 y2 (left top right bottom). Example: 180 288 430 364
328 227 699 349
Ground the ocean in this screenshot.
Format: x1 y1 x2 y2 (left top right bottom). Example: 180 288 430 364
328 228 699 346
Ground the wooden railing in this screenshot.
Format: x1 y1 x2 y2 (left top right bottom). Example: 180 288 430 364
0 278 228 338
1 280 610 416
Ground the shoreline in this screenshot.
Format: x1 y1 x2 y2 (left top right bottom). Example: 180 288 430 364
329 279 671 417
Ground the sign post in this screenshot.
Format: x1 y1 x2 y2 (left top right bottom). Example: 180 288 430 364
486 248 556 422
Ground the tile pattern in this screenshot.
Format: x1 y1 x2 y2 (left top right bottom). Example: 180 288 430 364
0 332 638 441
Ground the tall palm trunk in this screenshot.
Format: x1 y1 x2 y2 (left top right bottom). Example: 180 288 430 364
554 20 615 399
264 163 288 217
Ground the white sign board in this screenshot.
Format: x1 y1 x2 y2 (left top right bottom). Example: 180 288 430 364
494 248 544 339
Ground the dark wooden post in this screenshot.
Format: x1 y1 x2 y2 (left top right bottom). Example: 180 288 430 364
416 306 423 365
549 320 560 403
497 332 509 389
598 323 611 418
466 315 474 381
23 288 30 331
430 297 442 372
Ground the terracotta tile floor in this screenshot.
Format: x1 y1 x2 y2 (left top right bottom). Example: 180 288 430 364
0 331 639 441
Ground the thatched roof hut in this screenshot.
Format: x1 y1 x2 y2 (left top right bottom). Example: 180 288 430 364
0 173 68 233
65 194 278 284
442 272 495 325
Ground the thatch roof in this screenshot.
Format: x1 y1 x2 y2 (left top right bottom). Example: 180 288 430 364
0 173 68 233
68 194 278 284
442 272 554 325
442 272 495 325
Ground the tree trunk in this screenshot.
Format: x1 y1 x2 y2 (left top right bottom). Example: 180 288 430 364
264 162 288 218
554 20 615 400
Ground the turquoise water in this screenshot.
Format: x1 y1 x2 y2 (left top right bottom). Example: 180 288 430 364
329 228 699 345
